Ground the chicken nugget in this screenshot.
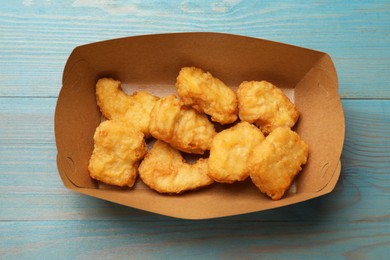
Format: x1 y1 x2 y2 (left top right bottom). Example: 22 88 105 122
96 78 159 138
249 127 309 200
138 140 214 194
149 95 216 154
88 120 147 187
237 81 299 135
176 67 238 124
208 122 265 183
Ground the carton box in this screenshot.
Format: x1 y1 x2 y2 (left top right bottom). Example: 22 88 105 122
55 33 345 219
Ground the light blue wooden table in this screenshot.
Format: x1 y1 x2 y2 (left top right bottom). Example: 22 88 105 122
1 1 389 259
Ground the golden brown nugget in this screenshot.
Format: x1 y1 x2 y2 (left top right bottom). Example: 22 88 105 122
176 67 238 124
237 81 299 135
249 127 309 200
88 120 147 187
138 141 214 194
149 95 216 154
208 122 265 183
96 78 159 138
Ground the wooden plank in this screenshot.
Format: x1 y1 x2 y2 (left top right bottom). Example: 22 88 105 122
0 1 389 98
0 99 389 224
0 97 56 144
0 220 389 259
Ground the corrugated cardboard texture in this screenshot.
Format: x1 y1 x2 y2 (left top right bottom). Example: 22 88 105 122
55 33 345 219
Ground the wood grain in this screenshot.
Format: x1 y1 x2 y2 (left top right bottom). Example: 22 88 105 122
1 1 390 259
1 220 389 259
0 99 389 217
0 1 389 98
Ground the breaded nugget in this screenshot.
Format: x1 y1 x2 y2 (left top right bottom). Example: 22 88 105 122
249 127 309 200
96 78 159 138
138 140 214 194
237 81 299 135
208 122 265 183
149 95 216 154
88 120 147 187
176 67 238 124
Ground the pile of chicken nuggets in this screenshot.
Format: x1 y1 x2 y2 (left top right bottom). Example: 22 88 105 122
88 67 309 200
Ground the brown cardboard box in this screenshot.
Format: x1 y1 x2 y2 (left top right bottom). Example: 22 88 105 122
55 32 345 219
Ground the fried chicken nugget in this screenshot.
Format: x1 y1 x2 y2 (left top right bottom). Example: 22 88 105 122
249 127 309 200
176 67 238 124
88 120 147 187
208 122 265 183
237 81 299 135
149 95 216 154
138 140 214 194
96 78 159 138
